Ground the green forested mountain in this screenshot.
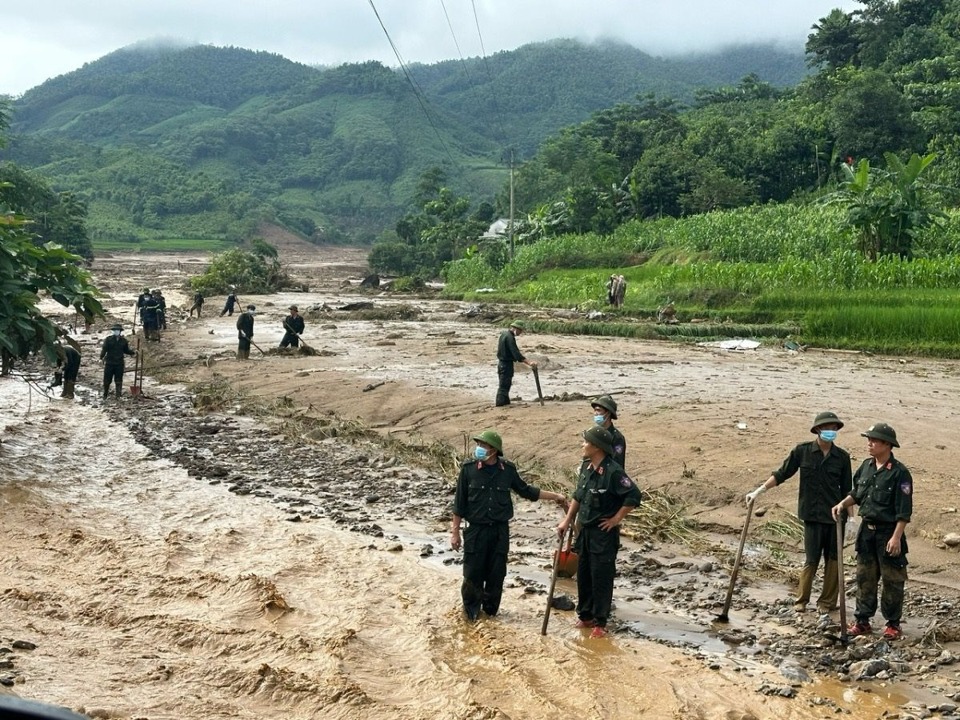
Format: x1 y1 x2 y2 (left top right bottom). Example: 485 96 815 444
0 39 807 247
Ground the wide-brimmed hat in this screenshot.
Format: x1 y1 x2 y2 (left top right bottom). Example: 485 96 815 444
289 305 299 312
472 429 503 453
509 320 526 331
861 422 899 448
591 395 618 420
810 411 844 433
582 426 614 456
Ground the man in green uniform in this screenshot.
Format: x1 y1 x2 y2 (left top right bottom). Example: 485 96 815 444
99 324 135 399
591 395 626 468
745 411 852 613
495 320 537 407
236 305 256 360
450 429 567 621
832 422 912 640
557 426 642 638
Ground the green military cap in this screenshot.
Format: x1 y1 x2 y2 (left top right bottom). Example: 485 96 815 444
509 320 525 330
591 395 618 420
582 425 614 456
861 422 899 448
110 324 123 331
810 411 844 433
473 429 503 453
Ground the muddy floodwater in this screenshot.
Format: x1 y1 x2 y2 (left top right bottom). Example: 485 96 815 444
3 239 960 720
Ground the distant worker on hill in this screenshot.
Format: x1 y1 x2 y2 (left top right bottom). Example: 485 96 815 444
220 286 239 317
236 305 256 360
99 324 135 399
606 274 626 308
495 320 537 407
189 290 205 318
280 305 305 348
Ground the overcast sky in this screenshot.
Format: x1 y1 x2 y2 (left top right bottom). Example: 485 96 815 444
3 1 861 97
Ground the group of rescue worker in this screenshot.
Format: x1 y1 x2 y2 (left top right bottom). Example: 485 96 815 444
463 322 914 642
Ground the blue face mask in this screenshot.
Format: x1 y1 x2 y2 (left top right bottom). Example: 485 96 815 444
474 446 488 461
593 414 607 425
819 430 838 442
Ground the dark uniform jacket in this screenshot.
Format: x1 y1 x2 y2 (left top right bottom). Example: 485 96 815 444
283 315 305 334
497 329 525 366
573 455 642 527
137 292 151 309
772 440 852 524
608 424 627 469
453 458 540 524
100 335 134 365
852 454 913 526
237 312 254 338
62 346 81 376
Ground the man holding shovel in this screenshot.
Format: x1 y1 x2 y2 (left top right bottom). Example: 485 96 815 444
832 423 912 640
450 429 568 622
557 426 642 638
236 305 256 360
495 320 537 407
279 305 305 349
745 411 852 614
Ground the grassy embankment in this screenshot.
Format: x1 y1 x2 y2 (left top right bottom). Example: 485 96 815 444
444 205 960 357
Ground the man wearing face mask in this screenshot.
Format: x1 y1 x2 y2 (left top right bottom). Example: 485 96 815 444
450 429 568 621
590 395 626 468
236 305 256 360
557 425 642 637
746 411 853 613
99 324 136 399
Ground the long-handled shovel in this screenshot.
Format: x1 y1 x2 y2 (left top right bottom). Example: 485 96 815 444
825 517 850 645
283 320 315 353
541 526 573 635
532 366 545 406
715 498 754 623
241 332 266 356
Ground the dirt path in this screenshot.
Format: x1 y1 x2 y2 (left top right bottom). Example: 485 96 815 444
3 240 960 719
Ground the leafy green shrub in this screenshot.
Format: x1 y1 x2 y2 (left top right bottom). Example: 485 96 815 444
189 240 292 294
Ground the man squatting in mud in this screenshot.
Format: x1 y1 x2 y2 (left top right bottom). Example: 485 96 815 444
450 429 568 621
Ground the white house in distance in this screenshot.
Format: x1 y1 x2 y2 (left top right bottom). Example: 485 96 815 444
481 218 511 239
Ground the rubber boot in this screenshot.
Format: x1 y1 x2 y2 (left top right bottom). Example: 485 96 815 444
817 560 840 612
794 564 815 611
62 379 75 399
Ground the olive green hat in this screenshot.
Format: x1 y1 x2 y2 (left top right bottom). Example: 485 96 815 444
810 410 844 434
110 324 123 331
509 320 525 330
472 429 503 453
582 425 614 456
591 395 618 420
861 422 899 448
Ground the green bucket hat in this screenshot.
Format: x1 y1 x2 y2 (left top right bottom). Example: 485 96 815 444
472 429 503 453
582 425 614 456
591 395 618 420
861 422 899 448
810 410 844 434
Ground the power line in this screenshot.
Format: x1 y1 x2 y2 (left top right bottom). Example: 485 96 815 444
470 0 509 144
367 0 458 168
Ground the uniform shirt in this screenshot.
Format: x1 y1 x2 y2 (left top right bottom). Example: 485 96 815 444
453 458 541 524
609 424 627 469
100 335 134 365
771 440 852 523
61 346 81 375
497 329 525 365
852 454 913 525
236 313 254 338
283 315 305 334
225 293 238 308
573 455 641 527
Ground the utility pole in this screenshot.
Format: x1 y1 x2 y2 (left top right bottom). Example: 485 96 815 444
508 148 515 261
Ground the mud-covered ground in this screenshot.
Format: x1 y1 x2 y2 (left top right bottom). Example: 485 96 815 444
3 232 960 720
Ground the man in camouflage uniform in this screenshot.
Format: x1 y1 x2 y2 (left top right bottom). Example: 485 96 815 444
832 422 912 640
495 320 537 407
590 395 626 469
450 429 567 621
746 411 852 613
557 426 642 638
